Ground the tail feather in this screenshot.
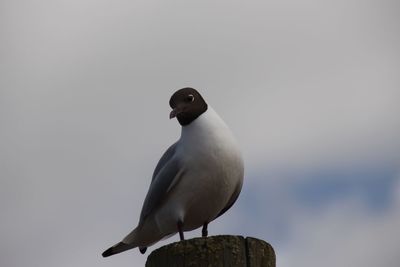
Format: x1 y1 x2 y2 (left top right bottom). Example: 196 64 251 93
139 246 147 254
103 220 163 257
102 242 135 257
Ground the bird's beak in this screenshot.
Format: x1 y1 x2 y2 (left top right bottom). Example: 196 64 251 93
170 106 186 119
169 108 179 119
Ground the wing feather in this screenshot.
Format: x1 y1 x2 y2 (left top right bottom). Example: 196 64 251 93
139 143 183 222
151 143 177 182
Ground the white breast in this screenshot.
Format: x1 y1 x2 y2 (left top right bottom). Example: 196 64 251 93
155 107 244 232
180 107 241 157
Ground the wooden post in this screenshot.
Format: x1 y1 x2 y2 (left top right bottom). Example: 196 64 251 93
146 235 275 267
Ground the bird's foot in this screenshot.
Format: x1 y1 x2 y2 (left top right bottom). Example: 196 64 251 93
202 223 208 237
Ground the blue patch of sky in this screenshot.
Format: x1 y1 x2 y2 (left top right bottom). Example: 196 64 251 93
289 168 398 212
237 167 399 247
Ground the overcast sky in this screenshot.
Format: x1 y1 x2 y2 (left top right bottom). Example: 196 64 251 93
1 1 400 267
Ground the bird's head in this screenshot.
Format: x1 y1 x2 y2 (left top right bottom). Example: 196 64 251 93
169 87 208 126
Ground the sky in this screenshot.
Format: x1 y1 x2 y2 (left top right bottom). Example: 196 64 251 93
1 0 400 266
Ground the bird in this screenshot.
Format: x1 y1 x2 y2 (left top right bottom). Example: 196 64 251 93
102 87 244 257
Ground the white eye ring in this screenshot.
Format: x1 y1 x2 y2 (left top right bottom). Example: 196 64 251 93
187 94 195 102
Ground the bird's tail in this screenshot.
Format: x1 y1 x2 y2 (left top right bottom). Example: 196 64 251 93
102 242 135 257
102 219 164 257
102 226 148 257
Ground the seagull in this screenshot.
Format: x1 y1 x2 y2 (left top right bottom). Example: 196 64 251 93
102 87 244 257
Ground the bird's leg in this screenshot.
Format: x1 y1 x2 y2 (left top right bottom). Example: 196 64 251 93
177 220 185 241
202 222 208 237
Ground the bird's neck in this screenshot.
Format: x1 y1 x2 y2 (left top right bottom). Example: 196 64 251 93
180 107 230 142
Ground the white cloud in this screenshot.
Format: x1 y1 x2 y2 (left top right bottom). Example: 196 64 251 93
279 188 400 267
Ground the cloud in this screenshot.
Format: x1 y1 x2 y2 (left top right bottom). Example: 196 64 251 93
222 169 400 267
280 186 400 267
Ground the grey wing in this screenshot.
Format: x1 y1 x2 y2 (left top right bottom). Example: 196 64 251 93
151 142 177 182
139 143 183 223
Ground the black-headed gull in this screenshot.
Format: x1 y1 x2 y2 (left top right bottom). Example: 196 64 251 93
102 88 244 257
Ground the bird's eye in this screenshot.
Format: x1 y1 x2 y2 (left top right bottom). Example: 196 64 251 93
186 94 195 102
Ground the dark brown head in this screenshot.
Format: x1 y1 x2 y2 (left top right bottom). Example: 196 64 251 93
169 87 208 126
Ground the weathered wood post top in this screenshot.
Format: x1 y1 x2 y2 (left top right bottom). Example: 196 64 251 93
146 235 275 267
